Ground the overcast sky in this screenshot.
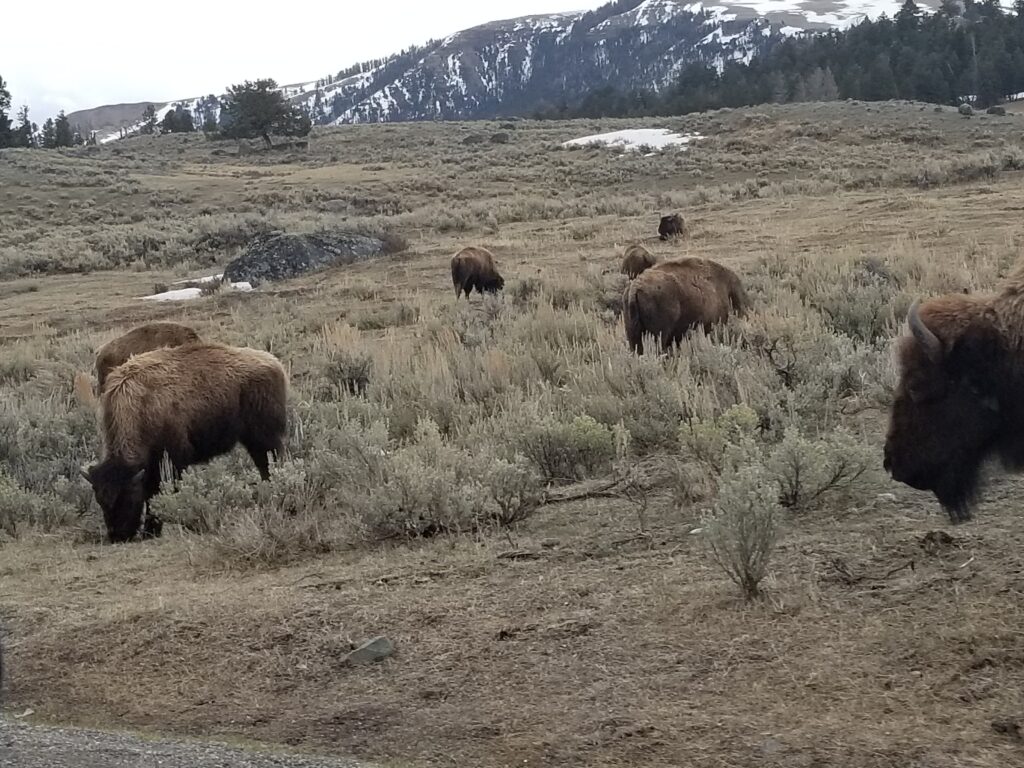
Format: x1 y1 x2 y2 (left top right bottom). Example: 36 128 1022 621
4 1 597 121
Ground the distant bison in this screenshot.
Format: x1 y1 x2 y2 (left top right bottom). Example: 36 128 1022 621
658 214 685 240
95 322 200 392
623 257 749 354
82 343 288 543
620 244 657 279
451 246 505 300
884 276 1024 523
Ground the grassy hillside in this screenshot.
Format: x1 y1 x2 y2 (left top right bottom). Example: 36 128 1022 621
2 100 1024 767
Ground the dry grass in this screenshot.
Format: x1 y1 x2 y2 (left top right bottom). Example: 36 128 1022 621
3 100 1024 767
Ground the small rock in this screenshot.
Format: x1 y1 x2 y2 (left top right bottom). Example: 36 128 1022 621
958 102 974 117
987 105 1007 116
343 636 395 666
875 493 897 504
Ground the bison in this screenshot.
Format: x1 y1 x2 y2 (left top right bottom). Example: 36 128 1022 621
81 342 288 543
883 286 1024 523
620 244 657 280
95 322 200 392
623 257 749 354
658 214 685 241
451 246 505 299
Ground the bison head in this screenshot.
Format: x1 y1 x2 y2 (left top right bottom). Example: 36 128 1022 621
81 460 147 543
483 274 505 293
883 300 1005 523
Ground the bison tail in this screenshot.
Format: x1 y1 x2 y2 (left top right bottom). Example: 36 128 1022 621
451 262 464 300
73 371 99 412
623 284 645 354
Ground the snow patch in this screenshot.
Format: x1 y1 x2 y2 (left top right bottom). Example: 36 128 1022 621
562 128 703 151
141 280 253 302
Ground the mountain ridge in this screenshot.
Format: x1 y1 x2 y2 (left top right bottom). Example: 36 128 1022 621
68 0 941 142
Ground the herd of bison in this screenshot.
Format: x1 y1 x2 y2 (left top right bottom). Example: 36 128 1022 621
55 213 1024 544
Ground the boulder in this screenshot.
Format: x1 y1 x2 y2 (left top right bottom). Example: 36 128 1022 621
224 231 389 286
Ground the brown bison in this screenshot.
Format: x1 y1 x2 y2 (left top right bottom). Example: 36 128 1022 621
81 343 288 543
620 244 657 279
451 246 505 299
884 282 1024 523
623 257 749 354
659 214 685 241
95 322 200 392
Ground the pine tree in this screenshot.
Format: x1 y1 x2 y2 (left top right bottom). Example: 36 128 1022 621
54 110 73 147
896 0 923 36
40 118 56 149
219 79 311 147
140 105 158 135
13 105 35 148
0 75 12 149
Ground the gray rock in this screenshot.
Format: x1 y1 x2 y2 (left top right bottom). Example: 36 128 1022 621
224 231 388 286
958 102 974 117
343 636 395 666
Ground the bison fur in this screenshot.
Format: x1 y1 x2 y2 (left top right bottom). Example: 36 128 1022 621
623 257 749 355
658 214 685 241
95 322 200 392
620 244 657 279
451 246 505 299
82 342 288 543
884 278 1024 523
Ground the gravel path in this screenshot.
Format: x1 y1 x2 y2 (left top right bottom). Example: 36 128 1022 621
0 719 371 768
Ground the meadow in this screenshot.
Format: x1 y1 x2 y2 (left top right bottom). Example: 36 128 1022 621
2 99 1024 767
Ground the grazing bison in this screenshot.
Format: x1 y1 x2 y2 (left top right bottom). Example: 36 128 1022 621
451 246 505 299
658 214 685 241
81 343 288 543
95 322 200 392
620 244 657 279
884 283 1024 523
623 258 749 354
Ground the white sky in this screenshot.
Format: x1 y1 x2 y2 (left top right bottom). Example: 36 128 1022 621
3 1 598 121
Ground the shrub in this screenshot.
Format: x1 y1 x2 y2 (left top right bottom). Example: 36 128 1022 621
0 470 75 537
702 463 780 600
321 350 372 396
201 459 338 568
484 456 545 527
680 404 761 475
149 459 257 534
516 414 616 483
767 425 875 512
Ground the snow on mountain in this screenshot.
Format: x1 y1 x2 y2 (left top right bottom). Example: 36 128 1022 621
76 0 999 141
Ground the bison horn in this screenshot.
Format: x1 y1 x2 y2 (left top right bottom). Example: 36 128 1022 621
907 299 942 363
79 466 93 485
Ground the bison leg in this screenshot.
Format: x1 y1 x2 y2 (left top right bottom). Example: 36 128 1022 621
243 439 281 481
140 456 166 540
